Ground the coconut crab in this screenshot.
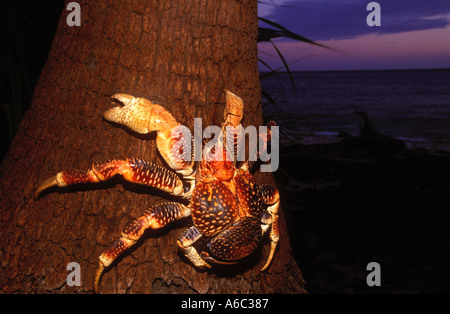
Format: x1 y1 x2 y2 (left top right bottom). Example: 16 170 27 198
35 90 279 293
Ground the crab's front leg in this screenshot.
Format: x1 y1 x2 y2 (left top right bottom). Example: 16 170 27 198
94 202 191 293
104 94 194 175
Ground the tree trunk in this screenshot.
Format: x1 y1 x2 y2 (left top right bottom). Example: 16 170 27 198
0 0 306 294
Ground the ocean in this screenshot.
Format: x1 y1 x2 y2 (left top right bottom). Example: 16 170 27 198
260 69 450 152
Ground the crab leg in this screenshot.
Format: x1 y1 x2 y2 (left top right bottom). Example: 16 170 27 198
259 185 280 271
177 226 212 269
94 202 191 293
34 158 185 199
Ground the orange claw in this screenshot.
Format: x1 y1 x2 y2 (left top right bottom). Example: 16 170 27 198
104 94 194 174
104 94 179 135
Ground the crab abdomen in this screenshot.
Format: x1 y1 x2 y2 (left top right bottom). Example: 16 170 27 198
190 180 239 236
208 217 263 262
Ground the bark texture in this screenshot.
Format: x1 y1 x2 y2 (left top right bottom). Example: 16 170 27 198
0 0 306 293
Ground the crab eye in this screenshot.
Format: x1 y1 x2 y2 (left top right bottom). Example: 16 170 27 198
183 182 191 194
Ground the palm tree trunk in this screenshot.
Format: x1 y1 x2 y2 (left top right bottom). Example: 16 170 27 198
0 0 306 293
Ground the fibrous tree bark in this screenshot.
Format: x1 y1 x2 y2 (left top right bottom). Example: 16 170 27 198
0 0 306 293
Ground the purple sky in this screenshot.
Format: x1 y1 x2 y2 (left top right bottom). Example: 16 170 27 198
258 0 450 71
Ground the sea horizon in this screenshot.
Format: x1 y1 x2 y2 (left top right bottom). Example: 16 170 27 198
260 67 450 74
260 68 450 153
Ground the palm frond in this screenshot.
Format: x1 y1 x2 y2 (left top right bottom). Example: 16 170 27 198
258 17 333 51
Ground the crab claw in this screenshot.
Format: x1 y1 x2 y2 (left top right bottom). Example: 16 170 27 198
104 94 152 134
104 94 195 173
110 93 135 105
103 94 179 134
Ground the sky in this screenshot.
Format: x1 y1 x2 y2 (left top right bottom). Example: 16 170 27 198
258 0 450 71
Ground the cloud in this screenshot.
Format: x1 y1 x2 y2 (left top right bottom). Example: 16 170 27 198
259 0 450 41
258 26 450 71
